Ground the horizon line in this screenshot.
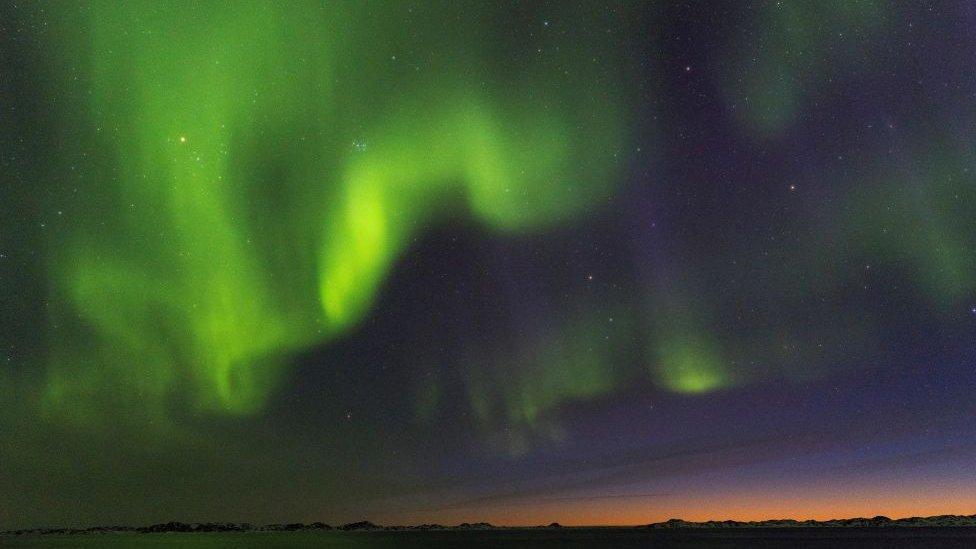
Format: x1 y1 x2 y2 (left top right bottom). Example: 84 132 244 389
6 511 976 534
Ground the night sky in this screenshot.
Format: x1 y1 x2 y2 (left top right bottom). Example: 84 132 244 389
2 0 976 530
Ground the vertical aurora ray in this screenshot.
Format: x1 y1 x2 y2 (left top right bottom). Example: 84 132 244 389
41 1 342 418
456 304 634 455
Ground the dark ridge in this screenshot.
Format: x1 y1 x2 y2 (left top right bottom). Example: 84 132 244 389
339 521 379 531
455 522 495 530
5 514 976 536
647 515 976 529
0 521 502 536
1 522 330 536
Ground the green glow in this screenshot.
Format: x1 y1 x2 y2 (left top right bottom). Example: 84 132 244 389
317 87 624 330
319 171 396 331
654 333 728 394
33 1 628 423
500 314 621 425
646 285 730 394
848 146 976 308
728 1 887 135
455 307 630 448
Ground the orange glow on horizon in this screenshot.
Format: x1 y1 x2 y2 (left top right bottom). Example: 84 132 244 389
379 485 976 527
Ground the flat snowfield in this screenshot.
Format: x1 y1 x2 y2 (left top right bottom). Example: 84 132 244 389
4 528 976 548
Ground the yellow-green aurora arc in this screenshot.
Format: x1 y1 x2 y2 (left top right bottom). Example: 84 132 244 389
37 1 632 423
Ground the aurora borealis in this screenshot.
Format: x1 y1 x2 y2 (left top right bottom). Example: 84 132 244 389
3 0 976 529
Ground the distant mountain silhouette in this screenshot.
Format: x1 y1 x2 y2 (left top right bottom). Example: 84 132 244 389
5 514 976 537
2 522 331 536
454 522 494 529
647 515 976 528
339 521 379 531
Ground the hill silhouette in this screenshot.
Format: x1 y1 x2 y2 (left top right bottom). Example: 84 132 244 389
5 514 976 537
647 515 976 528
